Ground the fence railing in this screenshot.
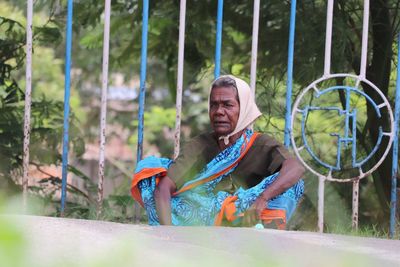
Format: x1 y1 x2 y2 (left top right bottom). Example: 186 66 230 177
21 0 399 237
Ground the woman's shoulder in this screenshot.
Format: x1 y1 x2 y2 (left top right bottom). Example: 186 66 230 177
256 132 277 144
179 132 216 154
254 132 281 145
190 132 216 145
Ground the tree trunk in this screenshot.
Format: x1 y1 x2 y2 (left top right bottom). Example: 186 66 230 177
362 0 394 216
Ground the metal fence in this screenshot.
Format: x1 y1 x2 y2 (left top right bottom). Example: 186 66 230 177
21 0 399 237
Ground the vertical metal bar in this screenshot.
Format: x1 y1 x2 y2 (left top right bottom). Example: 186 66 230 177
344 88 351 145
134 0 150 224
284 0 297 148
173 0 187 160
318 175 325 233
97 0 112 218
390 33 400 238
351 110 357 166
359 0 370 79
60 0 74 216
22 0 34 209
214 0 223 79
352 179 360 230
323 0 334 77
250 0 260 96
136 0 149 162
335 137 342 169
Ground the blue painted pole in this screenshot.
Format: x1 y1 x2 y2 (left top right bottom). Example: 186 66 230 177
214 0 223 79
60 0 74 216
389 33 400 238
284 0 297 148
136 0 149 161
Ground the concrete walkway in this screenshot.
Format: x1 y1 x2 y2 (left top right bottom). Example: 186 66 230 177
6 215 400 267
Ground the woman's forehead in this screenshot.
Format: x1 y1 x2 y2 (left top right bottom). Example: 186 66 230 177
210 86 239 100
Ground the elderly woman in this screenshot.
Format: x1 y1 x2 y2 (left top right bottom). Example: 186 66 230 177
131 75 304 228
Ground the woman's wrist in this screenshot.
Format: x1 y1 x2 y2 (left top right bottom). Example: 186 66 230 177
258 194 269 202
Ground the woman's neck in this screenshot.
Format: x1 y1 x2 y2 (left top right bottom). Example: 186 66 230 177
216 130 245 151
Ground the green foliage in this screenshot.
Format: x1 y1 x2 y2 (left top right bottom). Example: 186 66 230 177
34 25 62 46
0 16 25 82
0 2 85 199
129 106 176 157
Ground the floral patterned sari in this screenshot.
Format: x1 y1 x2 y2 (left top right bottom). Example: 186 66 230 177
131 130 304 228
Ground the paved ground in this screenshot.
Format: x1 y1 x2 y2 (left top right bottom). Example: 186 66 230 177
4 215 400 267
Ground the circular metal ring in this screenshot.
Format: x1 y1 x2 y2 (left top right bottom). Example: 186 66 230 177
290 74 394 182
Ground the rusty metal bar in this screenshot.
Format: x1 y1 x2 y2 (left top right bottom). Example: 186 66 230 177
22 0 34 209
173 0 187 160
318 175 325 233
323 0 334 77
250 0 260 95
352 179 360 230
96 0 112 218
359 0 370 79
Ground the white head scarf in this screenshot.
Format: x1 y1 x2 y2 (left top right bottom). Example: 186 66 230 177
209 75 262 145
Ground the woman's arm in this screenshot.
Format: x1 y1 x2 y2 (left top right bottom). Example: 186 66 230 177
154 175 177 225
243 157 305 226
259 157 305 201
256 157 304 214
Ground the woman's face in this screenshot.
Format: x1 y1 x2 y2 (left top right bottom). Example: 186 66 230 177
209 86 240 137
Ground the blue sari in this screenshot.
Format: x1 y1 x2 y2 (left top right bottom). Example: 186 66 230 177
131 130 304 227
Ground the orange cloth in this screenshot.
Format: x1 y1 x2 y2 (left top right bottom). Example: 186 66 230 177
260 209 287 230
214 196 239 226
131 167 167 207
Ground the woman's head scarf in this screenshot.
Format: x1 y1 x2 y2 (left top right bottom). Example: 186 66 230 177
209 75 262 145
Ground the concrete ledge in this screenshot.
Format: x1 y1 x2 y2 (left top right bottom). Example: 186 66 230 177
3 215 400 267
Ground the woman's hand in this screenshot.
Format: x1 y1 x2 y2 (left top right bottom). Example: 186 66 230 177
242 157 305 227
242 196 268 227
